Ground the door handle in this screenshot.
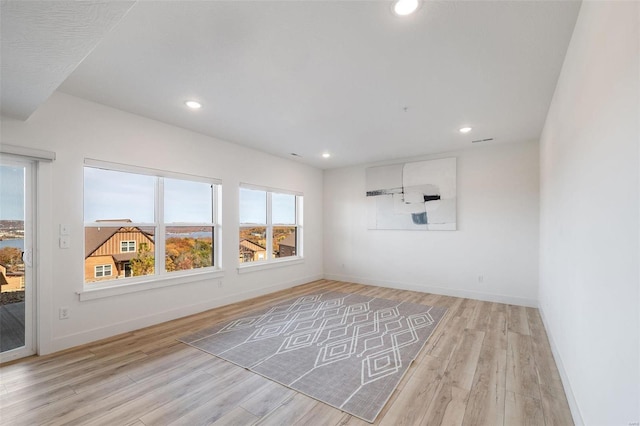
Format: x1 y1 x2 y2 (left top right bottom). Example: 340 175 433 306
22 249 33 267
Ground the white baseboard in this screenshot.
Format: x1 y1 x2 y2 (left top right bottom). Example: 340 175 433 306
538 306 584 426
323 273 538 308
45 272 535 354
45 274 323 355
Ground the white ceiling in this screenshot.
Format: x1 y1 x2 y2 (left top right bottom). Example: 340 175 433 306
0 0 135 120
3 1 580 169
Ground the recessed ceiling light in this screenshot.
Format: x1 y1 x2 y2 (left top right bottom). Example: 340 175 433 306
459 127 472 133
393 0 419 16
322 152 331 159
185 100 202 109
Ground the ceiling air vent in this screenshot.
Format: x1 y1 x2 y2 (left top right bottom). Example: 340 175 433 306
471 138 494 143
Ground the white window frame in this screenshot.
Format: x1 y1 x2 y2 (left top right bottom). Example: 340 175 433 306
95 264 112 278
81 159 223 299
120 240 136 253
238 184 303 273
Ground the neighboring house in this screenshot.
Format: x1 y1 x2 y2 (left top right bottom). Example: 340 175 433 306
278 233 296 258
0 264 24 292
85 220 155 283
239 239 266 263
0 266 8 289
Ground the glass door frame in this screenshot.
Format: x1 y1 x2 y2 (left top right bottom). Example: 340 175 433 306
0 155 36 362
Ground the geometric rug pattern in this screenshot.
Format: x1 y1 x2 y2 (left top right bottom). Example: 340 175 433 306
179 291 447 422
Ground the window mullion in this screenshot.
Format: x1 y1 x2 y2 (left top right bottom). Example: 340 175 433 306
156 177 165 274
214 184 221 268
297 195 303 258
266 192 273 261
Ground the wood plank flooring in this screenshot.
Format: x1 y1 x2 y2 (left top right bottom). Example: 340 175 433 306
0 280 574 425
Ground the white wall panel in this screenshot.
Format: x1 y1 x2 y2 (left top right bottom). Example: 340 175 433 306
539 2 640 424
323 141 540 306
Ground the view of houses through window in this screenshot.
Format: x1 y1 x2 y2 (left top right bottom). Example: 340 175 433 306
84 165 301 282
0 163 27 354
0 221 25 294
84 164 219 284
239 187 301 264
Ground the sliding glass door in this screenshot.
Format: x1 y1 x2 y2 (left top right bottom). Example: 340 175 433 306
0 156 35 361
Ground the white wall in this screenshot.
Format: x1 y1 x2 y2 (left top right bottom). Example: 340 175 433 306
324 140 540 306
0 92 324 354
539 2 640 425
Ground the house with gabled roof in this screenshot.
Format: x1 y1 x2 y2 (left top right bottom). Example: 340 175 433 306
0 264 24 292
84 220 154 283
238 239 266 263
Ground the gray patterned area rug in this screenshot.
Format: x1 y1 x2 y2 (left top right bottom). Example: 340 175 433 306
179 291 447 423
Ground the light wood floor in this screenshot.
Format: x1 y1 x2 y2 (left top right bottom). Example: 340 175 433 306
0 280 573 425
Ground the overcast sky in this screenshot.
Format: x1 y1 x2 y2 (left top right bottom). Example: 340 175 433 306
1 165 295 225
84 167 295 225
0 165 24 221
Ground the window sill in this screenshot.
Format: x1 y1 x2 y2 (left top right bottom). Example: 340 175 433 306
237 257 304 274
77 269 225 301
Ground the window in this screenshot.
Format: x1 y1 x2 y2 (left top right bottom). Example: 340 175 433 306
164 178 215 273
84 160 221 286
95 265 112 278
239 185 302 265
120 241 136 253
